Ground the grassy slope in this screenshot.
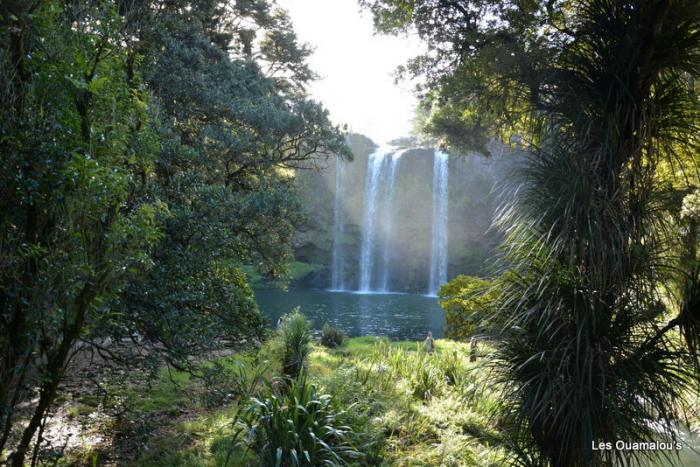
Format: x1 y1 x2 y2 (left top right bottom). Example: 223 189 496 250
308 337 508 466
114 337 508 466
59 337 699 466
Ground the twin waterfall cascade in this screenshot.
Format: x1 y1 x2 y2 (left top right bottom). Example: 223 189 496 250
358 149 387 292
330 148 450 295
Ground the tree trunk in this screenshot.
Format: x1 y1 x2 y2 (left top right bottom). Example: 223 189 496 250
10 274 105 466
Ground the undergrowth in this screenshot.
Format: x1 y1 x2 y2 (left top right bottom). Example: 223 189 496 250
59 336 512 466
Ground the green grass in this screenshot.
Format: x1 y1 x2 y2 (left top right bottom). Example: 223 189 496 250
77 337 509 466
122 367 192 414
130 405 254 467
50 334 700 466
312 337 507 465
337 335 417 355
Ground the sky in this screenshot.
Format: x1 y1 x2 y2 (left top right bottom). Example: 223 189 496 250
276 0 425 145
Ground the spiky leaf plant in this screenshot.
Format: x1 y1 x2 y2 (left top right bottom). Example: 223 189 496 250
490 2 700 465
242 374 363 466
280 308 312 380
361 0 700 464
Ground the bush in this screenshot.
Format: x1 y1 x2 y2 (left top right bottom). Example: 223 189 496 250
242 375 364 466
279 308 311 379
437 275 498 340
320 323 345 348
435 350 462 386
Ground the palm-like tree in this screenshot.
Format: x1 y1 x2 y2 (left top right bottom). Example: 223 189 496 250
365 0 700 463
492 1 700 465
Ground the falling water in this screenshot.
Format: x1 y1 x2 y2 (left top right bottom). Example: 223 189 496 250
345 146 450 294
359 148 390 292
330 156 346 290
428 150 449 295
380 149 406 291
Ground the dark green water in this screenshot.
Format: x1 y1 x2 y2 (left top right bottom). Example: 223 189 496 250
254 289 444 340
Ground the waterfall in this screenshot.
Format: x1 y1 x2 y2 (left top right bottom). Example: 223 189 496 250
380 149 405 291
428 150 449 295
330 156 346 290
338 146 450 295
358 148 390 292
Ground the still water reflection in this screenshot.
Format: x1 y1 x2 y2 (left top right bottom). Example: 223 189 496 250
254 289 444 340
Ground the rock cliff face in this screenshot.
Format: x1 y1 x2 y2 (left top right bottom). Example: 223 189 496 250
290 133 512 293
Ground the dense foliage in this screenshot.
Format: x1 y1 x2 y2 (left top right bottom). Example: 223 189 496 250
113 337 507 466
437 275 497 340
320 323 346 348
242 375 363 466
362 0 700 465
0 1 347 463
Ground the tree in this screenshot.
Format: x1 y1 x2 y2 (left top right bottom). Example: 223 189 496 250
94 0 349 373
362 0 700 465
0 2 165 463
0 1 348 463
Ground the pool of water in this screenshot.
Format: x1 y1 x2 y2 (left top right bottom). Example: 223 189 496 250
254 288 444 340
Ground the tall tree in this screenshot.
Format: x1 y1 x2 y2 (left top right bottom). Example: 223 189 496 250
362 0 700 465
97 0 349 373
0 2 165 463
0 0 348 463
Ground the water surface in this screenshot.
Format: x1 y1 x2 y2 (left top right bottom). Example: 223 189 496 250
254 289 444 340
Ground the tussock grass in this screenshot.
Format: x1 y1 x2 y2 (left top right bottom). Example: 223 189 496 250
312 337 508 465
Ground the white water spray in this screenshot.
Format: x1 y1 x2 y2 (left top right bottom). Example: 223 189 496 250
428 150 449 295
358 148 390 292
380 149 406 291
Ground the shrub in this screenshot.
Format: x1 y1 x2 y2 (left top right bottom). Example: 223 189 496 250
437 275 498 340
242 375 363 466
436 350 462 386
279 308 311 380
320 323 345 348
